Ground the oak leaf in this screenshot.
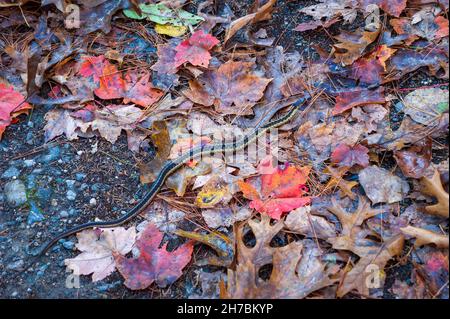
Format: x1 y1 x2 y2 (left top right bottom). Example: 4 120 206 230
114 223 193 290
333 28 380 66
224 214 339 298
420 169 449 218
183 61 271 115
401 226 448 248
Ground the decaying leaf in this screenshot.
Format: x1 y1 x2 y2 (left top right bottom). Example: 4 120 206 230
65 227 136 282
299 0 358 24
359 0 407 17
333 87 385 115
394 138 432 179
401 226 448 248
359 166 410 204
333 28 380 66
324 166 359 200
331 144 370 168
224 214 339 298
114 223 193 290
420 169 449 218
183 61 271 115
285 206 337 240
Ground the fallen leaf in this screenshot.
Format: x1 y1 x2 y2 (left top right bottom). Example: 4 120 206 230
285 206 337 239
114 223 193 289
299 0 358 24
333 87 385 115
394 138 432 179
420 169 449 218
401 226 449 248
224 0 276 44
324 166 359 200
333 28 380 66
174 30 219 68
183 61 271 115
154 24 187 37
123 71 163 107
359 0 407 17
331 144 370 168
224 214 339 298
151 39 181 75
238 160 311 219
65 227 136 282
359 166 410 204
0 81 32 139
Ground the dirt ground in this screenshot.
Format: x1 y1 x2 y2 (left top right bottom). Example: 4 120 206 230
0 0 448 299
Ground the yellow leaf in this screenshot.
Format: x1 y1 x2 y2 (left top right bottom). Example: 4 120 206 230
154 24 187 37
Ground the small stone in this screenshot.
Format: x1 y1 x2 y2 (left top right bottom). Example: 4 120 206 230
39 146 61 163
4 180 27 207
1 167 20 179
77 150 84 155
23 159 36 167
66 190 77 201
11 292 18 297
51 198 58 206
65 179 76 189
7 259 24 271
60 210 69 218
36 188 53 204
89 198 97 206
62 241 75 250
75 173 87 181
27 201 45 225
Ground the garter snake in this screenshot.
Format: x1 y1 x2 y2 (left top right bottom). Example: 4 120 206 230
25 95 311 269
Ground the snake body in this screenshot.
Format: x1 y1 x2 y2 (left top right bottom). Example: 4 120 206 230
28 96 309 267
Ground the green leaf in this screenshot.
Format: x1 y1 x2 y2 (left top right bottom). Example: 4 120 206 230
123 3 204 26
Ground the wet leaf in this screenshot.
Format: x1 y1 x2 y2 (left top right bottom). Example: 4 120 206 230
420 169 449 218
123 3 204 26
401 226 448 248
333 28 380 66
174 30 220 68
123 71 163 107
285 206 337 240
359 166 410 204
359 0 407 17
331 144 370 168
0 81 32 139
65 227 136 282
114 223 193 290
333 87 385 115
183 61 271 115
154 24 187 37
394 138 432 179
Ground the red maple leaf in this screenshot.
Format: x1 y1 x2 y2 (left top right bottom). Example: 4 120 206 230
79 55 125 99
114 223 193 290
174 30 220 68
331 144 370 168
123 71 163 107
0 82 32 139
237 157 311 220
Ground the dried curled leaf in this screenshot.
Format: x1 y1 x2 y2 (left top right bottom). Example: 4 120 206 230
420 169 449 218
224 214 338 298
401 226 448 248
333 28 380 66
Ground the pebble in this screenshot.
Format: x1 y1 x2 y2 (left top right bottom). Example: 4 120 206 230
4 180 27 207
11 292 18 298
36 187 53 204
75 173 87 181
1 166 20 179
66 190 77 201
39 146 61 163
89 198 97 206
23 159 36 167
60 210 69 218
26 131 34 145
27 201 45 225
6 259 24 271
62 241 75 250
26 175 36 189
65 179 76 189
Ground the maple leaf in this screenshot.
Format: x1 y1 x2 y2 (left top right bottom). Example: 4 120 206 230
331 144 369 168
114 223 193 290
359 0 406 17
151 39 181 75
183 61 271 115
333 87 385 115
0 82 32 139
123 71 163 107
78 55 125 99
64 227 136 282
238 158 311 219
224 214 339 298
174 30 219 68
333 28 380 66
